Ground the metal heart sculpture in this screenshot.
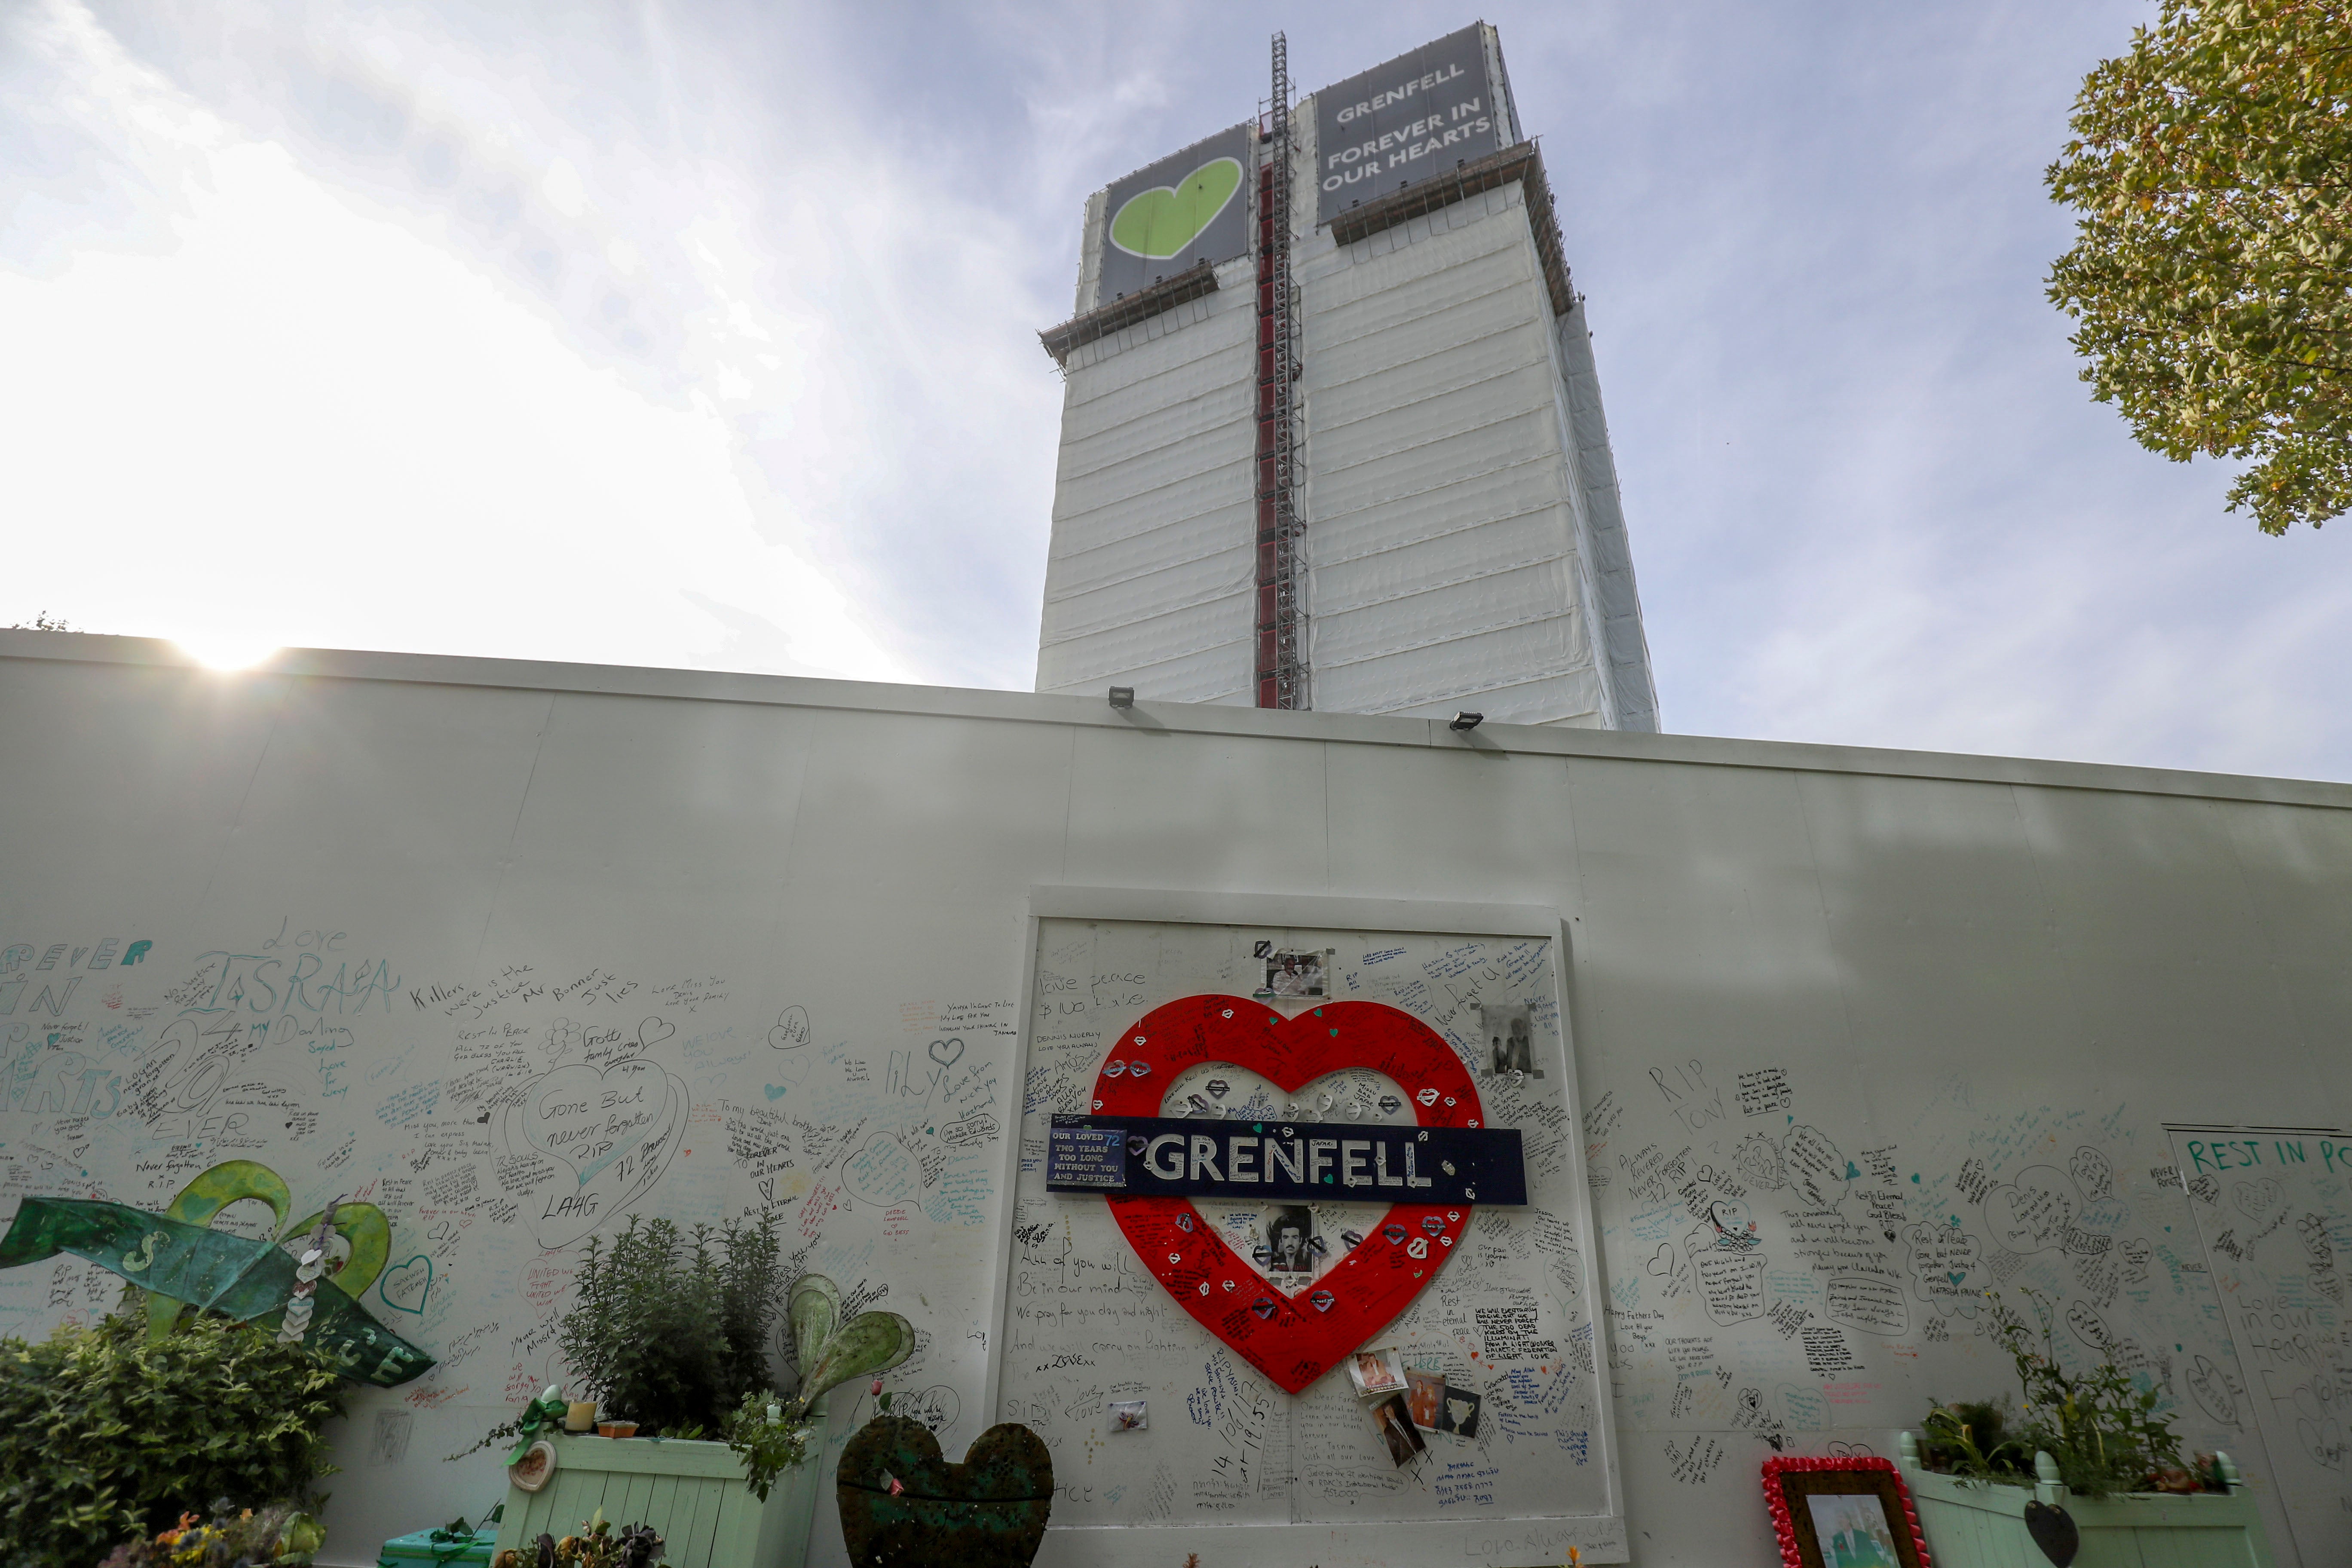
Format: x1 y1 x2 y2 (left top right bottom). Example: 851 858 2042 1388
1093 995 1481 1393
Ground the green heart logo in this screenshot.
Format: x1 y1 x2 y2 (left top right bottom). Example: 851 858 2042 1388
1110 156 1243 259
837 1415 1053 1568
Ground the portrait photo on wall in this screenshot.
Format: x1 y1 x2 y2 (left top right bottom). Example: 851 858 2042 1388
1263 948 1329 998
1347 1346 1408 1397
1479 1001 1540 1078
1262 1205 1319 1274
1406 1368 1445 1429
1761 1456 1929 1568
1369 1391 1427 1467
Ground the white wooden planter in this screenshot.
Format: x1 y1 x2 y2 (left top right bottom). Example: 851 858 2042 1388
1897 1433 2276 1568
490 1429 825 1568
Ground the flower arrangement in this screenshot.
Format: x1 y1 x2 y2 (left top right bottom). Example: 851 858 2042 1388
490 1510 663 1568
95 1502 325 1568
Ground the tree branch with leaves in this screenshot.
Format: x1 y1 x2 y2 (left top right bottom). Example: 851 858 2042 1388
2047 0 2352 533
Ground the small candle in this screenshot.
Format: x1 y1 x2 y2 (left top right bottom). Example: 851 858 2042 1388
565 1402 597 1433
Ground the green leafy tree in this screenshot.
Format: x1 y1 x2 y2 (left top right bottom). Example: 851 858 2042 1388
2046 0 2352 534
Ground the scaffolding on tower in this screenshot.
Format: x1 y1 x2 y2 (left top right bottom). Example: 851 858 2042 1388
1255 33 1308 710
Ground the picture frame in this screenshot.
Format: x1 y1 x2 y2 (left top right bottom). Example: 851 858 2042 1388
1761 1456 1929 1568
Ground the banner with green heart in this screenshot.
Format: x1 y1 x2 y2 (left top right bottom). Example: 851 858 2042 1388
1110 157 1243 259
1097 122 1252 303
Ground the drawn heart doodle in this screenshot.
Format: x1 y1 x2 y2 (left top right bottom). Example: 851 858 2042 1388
505 1056 689 1247
1096 995 1481 1394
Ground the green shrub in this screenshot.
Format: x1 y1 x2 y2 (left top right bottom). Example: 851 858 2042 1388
1923 1288 2189 1498
560 1211 784 1437
0 1311 344 1568
1992 1288 2184 1497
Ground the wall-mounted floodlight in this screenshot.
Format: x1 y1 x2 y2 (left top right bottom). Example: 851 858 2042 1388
1109 686 1135 710
1449 711 1483 732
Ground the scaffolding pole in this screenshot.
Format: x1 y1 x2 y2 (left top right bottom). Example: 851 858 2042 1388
1255 32 1308 710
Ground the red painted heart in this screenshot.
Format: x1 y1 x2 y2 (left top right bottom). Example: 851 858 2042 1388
1093 995 1482 1393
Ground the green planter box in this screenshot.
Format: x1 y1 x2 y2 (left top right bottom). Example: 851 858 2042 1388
490 1428 825 1568
1897 1433 2277 1568
380 1528 496 1568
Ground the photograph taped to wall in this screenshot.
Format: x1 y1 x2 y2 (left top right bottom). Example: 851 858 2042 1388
1347 1346 1406 1396
1405 1367 1443 1429
1002 916 1619 1551
1369 1392 1427 1467
1479 1001 1540 1078
1262 948 1329 998
1261 1204 1320 1276
1435 1385 1482 1439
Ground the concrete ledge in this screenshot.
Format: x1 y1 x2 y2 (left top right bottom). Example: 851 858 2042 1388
3 628 2346 811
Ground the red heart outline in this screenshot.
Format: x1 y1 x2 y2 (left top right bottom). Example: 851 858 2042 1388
1093 995 1483 1393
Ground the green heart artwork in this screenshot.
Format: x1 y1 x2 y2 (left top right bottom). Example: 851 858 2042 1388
1109 157 1243 259
836 1415 1053 1568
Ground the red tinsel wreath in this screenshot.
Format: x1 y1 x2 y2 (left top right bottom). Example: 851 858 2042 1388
1761 1454 1931 1568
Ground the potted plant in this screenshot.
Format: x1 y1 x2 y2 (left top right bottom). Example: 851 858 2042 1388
480 1214 910 1568
1899 1289 2278 1567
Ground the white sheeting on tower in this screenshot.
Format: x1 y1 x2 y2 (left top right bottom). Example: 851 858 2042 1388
1034 265 1259 705
1299 184 1631 726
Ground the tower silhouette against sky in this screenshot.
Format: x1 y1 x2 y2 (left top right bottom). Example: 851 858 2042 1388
1035 24 1658 730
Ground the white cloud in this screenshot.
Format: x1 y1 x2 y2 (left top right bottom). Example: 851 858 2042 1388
0 0 911 683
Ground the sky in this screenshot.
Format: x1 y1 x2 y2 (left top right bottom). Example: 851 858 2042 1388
3 0 2348 781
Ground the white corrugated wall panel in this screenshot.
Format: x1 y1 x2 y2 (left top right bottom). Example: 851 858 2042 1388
1308 405 1559 521
1052 428 1255 524
1310 362 1562 481
1311 456 1562 566
1057 328 1254 456
1056 375 1253 485
1311 194 1535 322
1311 321 1548 435
1300 189 1602 723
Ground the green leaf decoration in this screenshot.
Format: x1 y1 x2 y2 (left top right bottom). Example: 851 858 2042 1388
797 1309 912 1411
788 1273 840 1380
